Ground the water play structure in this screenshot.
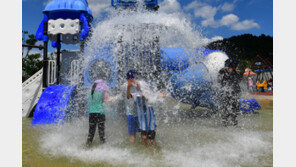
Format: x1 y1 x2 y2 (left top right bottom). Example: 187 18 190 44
22 0 261 124
111 0 159 10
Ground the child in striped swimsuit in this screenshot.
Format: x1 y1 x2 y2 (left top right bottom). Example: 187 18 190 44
134 94 157 147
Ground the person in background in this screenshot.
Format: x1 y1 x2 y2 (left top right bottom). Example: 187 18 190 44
245 68 254 91
86 79 115 147
125 70 142 144
267 79 273 91
218 59 244 126
248 76 254 91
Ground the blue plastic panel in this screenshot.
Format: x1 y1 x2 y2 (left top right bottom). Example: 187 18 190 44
84 46 117 88
32 85 76 125
43 0 93 22
43 0 92 14
160 48 227 72
239 97 261 112
169 63 215 108
160 47 191 71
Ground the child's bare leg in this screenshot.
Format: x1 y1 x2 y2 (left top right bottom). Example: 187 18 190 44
141 135 147 146
150 139 156 147
129 135 136 143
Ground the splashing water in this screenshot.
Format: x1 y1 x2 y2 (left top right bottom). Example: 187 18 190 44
25 102 272 167
27 2 272 167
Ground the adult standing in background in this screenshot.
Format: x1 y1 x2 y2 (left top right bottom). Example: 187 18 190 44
218 59 244 126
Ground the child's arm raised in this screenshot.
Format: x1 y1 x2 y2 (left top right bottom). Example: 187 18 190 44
127 79 133 99
103 91 116 102
105 97 116 102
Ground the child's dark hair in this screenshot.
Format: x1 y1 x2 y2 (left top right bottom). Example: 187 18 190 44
126 70 138 79
91 83 98 98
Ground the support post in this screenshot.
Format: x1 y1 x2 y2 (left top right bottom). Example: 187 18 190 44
153 36 163 89
80 41 85 54
56 34 61 84
77 21 87 115
78 21 86 89
80 21 85 54
42 21 48 89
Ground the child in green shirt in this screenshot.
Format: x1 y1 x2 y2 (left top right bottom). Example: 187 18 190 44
86 79 115 146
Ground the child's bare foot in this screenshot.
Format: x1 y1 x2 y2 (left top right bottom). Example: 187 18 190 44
141 135 148 146
151 139 156 147
129 135 135 143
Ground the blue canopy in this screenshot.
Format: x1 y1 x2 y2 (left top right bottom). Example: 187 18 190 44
43 0 93 22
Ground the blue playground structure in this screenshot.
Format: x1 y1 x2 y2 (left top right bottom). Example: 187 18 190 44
31 0 261 125
36 0 93 44
32 0 94 124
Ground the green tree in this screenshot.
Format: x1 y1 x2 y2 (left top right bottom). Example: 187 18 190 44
22 53 43 82
25 34 38 58
22 30 28 56
206 34 273 65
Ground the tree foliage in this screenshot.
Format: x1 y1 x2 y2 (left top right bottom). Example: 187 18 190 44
22 53 43 82
22 30 43 82
24 34 38 58
22 30 28 56
206 34 273 68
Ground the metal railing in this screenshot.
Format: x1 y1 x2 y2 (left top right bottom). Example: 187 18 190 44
22 69 43 117
22 59 58 117
48 60 56 85
70 60 80 86
22 68 43 88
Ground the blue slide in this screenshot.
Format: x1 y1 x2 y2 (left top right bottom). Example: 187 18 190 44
32 85 76 125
